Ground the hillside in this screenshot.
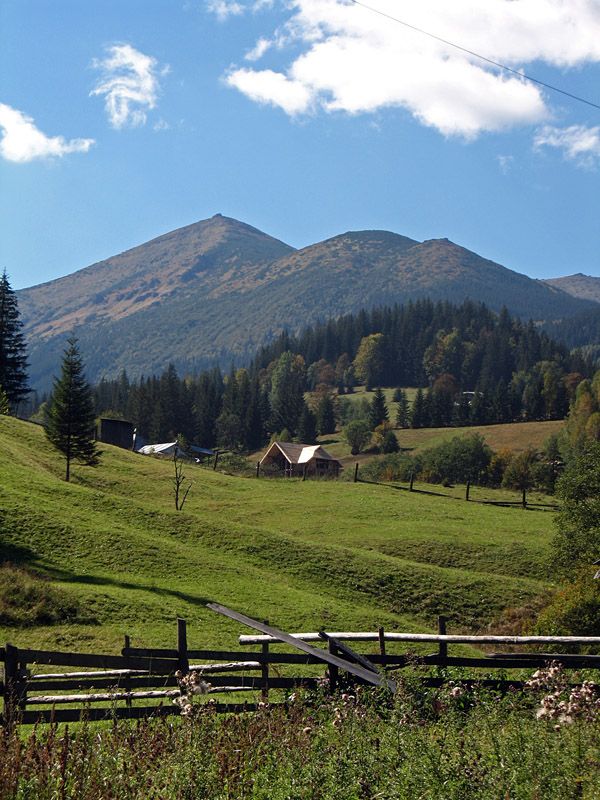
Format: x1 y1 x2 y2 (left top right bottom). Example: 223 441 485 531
0 416 555 652
544 273 600 304
18 216 593 388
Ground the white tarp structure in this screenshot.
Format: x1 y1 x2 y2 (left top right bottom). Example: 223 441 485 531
138 441 180 456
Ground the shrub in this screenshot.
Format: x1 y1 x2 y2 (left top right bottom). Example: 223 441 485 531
419 434 492 485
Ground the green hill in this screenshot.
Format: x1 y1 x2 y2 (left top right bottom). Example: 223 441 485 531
0 416 556 653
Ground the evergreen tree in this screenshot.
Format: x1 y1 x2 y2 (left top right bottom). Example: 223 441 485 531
0 270 29 410
381 429 400 453
395 389 410 428
316 395 336 436
297 403 318 444
368 388 389 429
45 337 100 481
411 388 427 428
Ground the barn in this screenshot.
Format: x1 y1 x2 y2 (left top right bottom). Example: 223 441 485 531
260 442 342 478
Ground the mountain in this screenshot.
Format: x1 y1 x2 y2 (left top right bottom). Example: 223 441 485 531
543 273 600 304
18 215 595 388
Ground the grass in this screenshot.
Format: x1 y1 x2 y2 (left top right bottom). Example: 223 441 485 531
0 416 558 654
2 680 600 799
322 418 564 467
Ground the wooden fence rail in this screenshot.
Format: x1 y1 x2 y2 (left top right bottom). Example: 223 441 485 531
2 613 599 727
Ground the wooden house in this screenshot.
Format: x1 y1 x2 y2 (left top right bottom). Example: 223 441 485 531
260 442 342 478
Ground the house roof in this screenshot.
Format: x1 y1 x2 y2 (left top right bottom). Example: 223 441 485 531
261 441 341 466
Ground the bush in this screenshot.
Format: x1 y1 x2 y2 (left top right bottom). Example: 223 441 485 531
381 430 399 453
419 434 492 485
360 452 417 482
534 574 600 643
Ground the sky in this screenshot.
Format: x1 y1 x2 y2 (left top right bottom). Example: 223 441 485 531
1 0 600 291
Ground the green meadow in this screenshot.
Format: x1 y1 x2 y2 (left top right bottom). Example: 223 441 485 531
0 416 557 654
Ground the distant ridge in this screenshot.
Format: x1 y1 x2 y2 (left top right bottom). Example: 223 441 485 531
543 273 600 305
17 215 595 387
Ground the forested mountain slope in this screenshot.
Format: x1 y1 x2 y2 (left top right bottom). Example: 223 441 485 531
17 216 592 388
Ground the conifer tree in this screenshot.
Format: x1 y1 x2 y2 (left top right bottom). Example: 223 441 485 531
297 403 317 444
395 390 410 428
411 388 427 428
368 388 389 429
0 270 29 410
316 395 336 436
45 337 100 481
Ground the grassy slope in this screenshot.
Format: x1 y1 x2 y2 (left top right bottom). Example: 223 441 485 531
0 417 556 654
326 385 563 466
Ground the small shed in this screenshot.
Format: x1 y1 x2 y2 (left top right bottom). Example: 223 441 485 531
260 442 342 478
97 418 135 450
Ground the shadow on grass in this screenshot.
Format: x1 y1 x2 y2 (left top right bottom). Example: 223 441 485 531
44 566 210 608
0 541 38 565
357 479 558 511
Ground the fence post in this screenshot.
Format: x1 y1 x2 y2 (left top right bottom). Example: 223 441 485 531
256 461 260 478
261 621 269 702
522 488 527 509
438 616 448 660
409 472 414 492
465 481 470 502
4 643 25 728
302 465 307 482
328 639 339 693
177 618 189 674
354 463 359 483
378 626 386 670
123 634 132 710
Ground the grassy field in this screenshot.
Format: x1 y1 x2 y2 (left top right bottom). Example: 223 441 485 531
323 418 564 466
0 416 558 655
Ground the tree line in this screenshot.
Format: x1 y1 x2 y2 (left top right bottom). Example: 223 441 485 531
79 300 593 453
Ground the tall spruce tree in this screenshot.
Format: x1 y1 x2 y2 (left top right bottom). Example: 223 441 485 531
0 270 29 410
45 337 100 481
369 388 389 430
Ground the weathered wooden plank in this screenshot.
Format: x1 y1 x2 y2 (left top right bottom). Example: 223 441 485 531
123 648 179 658
28 669 152 681
19 650 177 672
207 603 397 692
27 675 319 695
27 690 180 705
26 676 178 692
239 632 600 646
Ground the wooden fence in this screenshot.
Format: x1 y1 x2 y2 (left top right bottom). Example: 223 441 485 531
2 610 600 727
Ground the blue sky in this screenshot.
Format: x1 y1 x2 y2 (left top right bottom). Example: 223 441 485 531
1 0 599 291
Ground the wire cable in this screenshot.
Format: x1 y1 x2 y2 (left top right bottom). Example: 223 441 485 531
349 0 600 112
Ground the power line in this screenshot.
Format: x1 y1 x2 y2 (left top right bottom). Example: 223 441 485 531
349 0 600 112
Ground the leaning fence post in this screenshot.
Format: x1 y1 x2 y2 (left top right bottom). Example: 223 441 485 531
213 451 219 471
438 616 448 661
261 621 270 702
177 618 189 674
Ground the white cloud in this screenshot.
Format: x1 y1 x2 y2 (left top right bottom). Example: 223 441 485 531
0 103 94 163
224 0 600 138
206 0 244 20
534 125 600 168
91 44 166 129
245 37 273 61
